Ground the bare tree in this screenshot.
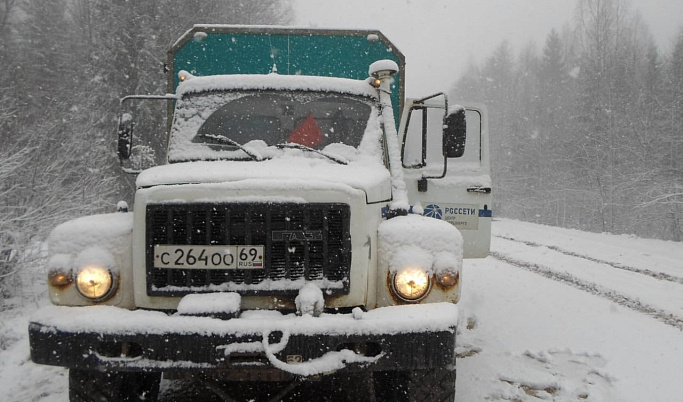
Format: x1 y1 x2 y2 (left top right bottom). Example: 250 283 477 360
0 0 294 296
450 0 683 241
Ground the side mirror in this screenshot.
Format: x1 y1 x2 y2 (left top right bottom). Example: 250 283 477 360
117 113 134 160
124 145 156 174
443 107 466 158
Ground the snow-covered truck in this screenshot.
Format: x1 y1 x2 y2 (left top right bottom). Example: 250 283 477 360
28 26 491 401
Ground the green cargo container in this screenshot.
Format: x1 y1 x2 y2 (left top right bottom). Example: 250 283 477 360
168 25 406 120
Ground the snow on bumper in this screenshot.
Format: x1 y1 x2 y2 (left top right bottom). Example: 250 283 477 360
29 303 458 376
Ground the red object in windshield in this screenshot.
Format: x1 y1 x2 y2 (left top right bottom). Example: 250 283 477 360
288 114 323 148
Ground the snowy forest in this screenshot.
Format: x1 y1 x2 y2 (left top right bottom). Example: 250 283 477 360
1 0 683 296
451 0 683 241
0 0 292 293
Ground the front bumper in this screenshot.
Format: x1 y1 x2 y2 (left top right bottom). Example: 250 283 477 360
29 303 458 377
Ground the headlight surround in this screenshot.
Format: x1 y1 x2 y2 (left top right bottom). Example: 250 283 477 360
392 267 431 302
75 264 116 301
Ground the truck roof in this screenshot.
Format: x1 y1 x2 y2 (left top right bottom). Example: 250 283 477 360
176 74 378 99
168 25 405 116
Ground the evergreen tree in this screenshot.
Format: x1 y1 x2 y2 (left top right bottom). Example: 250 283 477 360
0 0 293 295
449 0 681 240
663 31 683 240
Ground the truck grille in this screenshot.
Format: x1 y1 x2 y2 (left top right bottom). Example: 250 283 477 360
145 203 351 296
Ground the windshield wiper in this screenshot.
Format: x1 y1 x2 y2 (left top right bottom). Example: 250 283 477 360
275 143 348 165
194 133 262 161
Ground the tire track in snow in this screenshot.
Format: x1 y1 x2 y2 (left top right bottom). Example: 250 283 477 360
495 235 683 285
490 251 683 331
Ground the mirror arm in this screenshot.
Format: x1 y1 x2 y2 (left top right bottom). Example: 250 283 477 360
120 166 143 175
119 94 178 107
415 92 448 108
415 93 449 192
418 156 448 192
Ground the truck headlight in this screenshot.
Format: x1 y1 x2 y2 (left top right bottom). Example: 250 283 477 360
76 265 115 301
392 267 431 301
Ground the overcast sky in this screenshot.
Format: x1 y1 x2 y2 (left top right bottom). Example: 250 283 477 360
294 0 683 97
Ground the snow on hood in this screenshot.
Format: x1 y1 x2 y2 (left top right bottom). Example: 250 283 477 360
48 213 133 255
378 214 463 274
136 158 391 203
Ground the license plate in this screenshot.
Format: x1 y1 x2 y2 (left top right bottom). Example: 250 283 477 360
154 245 264 269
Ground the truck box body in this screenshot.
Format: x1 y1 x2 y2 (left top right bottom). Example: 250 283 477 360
168 26 404 124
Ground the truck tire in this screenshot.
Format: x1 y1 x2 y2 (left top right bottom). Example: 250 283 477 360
374 367 456 402
69 369 161 402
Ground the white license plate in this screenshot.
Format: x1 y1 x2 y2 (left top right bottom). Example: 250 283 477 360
154 245 264 269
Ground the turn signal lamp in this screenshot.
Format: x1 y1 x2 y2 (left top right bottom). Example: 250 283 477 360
76 265 115 301
436 270 459 288
392 267 431 302
48 269 72 287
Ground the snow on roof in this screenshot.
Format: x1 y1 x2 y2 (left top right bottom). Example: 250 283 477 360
176 73 378 99
173 24 386 49
191 24 378 32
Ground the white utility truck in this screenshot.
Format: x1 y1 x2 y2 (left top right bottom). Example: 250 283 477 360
29 26 491 402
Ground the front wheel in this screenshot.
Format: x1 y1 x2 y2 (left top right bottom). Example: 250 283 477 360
374 367 456 402
69 369 161 402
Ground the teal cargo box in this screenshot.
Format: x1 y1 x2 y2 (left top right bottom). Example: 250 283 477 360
168 25 406 118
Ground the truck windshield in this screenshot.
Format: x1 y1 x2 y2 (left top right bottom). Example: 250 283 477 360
169 91 374 162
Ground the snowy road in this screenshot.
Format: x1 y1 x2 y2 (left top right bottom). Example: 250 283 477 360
1 218 682 401
456 219 683 401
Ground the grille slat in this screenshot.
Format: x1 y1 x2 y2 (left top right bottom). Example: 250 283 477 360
146 203 350 296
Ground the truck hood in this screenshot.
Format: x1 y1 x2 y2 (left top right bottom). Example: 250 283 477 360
136 159 391 204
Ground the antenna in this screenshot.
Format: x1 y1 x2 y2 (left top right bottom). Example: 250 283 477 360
268 34 276 74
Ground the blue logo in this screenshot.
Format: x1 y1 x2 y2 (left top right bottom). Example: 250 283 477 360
424 204 443 219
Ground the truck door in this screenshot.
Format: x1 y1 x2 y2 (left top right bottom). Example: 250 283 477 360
399 97 491 258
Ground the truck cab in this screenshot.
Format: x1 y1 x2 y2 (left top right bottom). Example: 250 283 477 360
29 25 490 402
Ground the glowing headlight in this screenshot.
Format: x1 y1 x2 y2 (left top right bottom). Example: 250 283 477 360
76 265 115 301
392 267 431 301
